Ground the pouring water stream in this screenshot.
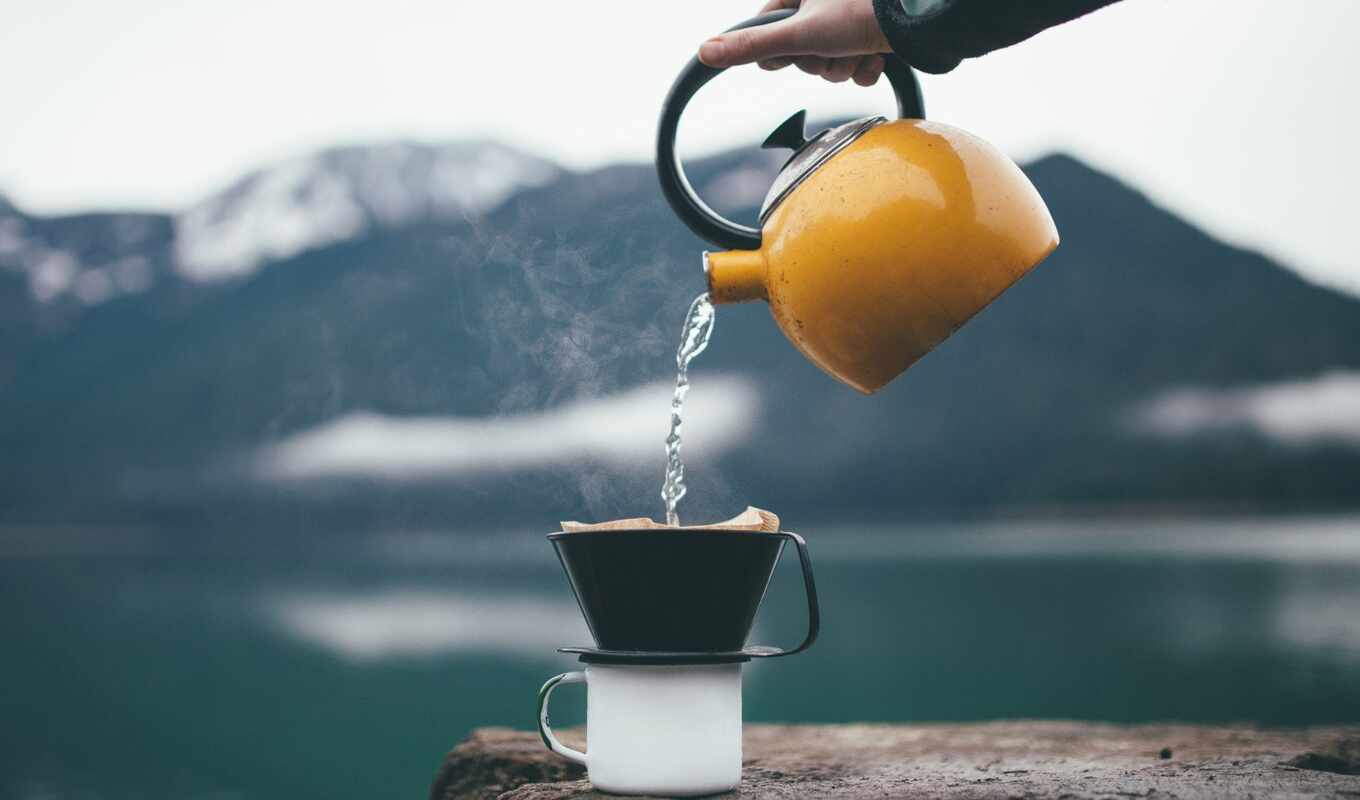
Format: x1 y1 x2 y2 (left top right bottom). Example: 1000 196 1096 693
661 292 715 526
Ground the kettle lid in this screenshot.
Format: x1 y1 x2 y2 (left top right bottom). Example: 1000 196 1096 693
758 112 887 223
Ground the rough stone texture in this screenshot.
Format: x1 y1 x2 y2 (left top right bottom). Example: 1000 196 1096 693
432 722 1360 799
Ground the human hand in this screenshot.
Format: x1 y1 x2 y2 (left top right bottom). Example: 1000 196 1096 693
698 0 891 86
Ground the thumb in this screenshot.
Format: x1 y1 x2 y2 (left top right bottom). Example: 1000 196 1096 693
699 19 805 68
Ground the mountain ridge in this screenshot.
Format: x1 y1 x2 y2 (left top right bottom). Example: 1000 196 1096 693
3 142 1352 307
173 140 562 281
1 142 1358 531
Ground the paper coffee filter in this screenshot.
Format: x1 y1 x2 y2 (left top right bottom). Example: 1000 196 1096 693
560 506 779 533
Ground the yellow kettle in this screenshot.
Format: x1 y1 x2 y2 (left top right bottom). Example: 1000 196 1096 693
657 10 1059 394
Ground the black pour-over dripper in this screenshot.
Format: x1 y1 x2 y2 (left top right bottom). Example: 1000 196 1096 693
549 529 818 664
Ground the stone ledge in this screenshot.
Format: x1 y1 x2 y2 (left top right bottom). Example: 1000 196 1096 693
432 721 1360 799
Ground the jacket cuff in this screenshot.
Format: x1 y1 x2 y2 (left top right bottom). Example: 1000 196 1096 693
872 0 964 74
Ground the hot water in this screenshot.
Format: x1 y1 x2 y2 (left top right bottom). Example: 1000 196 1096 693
660 292 715 526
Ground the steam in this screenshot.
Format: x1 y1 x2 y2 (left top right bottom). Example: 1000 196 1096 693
449 185 737 518
241 154 768 521
471 230 679 407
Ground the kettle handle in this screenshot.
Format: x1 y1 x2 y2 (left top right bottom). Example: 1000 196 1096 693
656 8 925 251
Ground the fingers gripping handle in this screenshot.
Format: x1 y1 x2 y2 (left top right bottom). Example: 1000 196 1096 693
537 671 587 764
655 9 925 251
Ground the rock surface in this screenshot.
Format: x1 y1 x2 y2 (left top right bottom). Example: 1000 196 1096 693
432 722 1360 799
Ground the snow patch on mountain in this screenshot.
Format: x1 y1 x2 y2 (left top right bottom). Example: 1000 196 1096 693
174 141 561 282
0 215 26 262
0 202 166 305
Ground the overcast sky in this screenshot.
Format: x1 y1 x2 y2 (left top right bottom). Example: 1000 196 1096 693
1 0 1356 291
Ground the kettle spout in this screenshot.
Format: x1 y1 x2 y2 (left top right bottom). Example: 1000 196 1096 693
704 250 767 305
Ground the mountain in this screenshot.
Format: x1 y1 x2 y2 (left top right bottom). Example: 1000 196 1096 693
174 141 560 280
0 141 1358 535
0 193 175 319
0 141 559 312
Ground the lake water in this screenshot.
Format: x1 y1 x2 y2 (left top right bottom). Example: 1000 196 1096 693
4 514 1360 799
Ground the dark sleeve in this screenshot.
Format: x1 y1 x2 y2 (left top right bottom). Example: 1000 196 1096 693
872 0 1123 74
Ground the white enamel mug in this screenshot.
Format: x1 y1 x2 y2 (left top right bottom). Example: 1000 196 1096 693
537 662 743 796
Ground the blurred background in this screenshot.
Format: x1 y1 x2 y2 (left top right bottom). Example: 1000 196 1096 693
2 1 1359 798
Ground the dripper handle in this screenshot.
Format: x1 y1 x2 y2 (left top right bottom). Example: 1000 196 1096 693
748 531 820 658
656 9 925 251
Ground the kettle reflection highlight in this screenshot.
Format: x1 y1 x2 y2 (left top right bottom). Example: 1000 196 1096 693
657 11 1059 394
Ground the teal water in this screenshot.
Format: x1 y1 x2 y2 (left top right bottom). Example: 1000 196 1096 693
4 516 1360 799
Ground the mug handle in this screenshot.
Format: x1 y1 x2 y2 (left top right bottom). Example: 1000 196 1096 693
748 531 820 658
537 671 587 764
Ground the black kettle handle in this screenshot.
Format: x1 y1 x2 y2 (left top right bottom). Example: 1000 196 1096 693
747 531 820 658
656 8 925 251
